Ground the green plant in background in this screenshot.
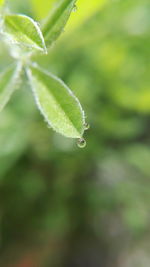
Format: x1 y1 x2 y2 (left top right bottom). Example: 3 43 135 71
0 0 87 147
1 0 150 266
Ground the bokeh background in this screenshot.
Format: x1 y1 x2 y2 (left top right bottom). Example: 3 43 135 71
0 0 150 266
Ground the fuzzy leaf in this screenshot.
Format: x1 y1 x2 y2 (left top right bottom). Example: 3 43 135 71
42 0 77 47
27 65 85 138
4 14 47 52
0 63 22 112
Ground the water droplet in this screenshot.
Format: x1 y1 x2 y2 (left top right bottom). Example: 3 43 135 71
77 138 86 148
72 5 78 12
84 122 90 130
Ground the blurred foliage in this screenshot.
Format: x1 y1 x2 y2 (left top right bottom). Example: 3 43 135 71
0 0 150 266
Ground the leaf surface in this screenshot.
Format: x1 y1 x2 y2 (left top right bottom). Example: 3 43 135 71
27 65 85 138
4 14 46 52
42 0 77 47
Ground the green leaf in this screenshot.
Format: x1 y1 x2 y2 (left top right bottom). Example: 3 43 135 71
0 63 22 112
27 65 85 138
4 14 47 53
42 0 77 47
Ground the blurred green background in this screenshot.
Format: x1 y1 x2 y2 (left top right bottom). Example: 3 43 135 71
0 0 150 266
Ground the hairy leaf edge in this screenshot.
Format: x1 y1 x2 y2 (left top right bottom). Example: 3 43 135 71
4 14 47 53
26 65 85 138
42 0 77 47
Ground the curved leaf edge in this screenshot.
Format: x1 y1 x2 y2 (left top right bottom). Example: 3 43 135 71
26 64 85 139
3 14 47 53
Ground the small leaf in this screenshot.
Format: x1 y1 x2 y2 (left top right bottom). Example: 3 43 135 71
0 63 22 112
4 14 47 52
42 0 77 47
27 65 85 138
